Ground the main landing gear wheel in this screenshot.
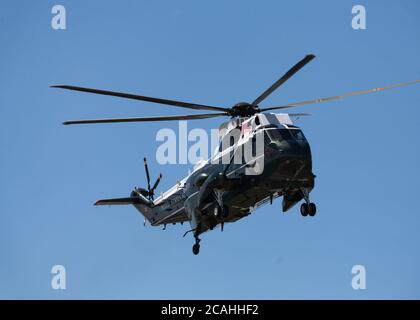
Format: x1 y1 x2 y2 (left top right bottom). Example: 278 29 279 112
192 243 200 255
300 203 309 216
308 203 317 216
300 202 316 217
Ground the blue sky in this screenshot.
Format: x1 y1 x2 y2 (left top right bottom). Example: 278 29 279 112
0 0 419 299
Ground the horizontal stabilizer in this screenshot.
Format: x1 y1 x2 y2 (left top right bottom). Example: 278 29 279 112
94 197 139 206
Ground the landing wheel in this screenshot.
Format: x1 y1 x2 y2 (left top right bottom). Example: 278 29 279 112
300 203 309 217
308 203 317 216
192 243 200 255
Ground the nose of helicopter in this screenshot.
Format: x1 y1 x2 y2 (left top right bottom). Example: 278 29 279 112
266 139 313 180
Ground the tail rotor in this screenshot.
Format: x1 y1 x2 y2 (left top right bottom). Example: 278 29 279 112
143 157 162 201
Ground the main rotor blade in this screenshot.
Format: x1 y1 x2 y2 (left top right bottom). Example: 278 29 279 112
51 85 230 113
260 80 420 112
251 54 316 107
288 113 311 117
62 113 228 125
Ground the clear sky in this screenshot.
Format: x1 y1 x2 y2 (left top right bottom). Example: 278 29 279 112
1 0 419 299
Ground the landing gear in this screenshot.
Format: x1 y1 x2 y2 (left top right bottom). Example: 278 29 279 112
192 235 201 255
300 202 316 216
213 190 228 219
308 202 316 216
300 203 309 216
192 243 200 255
300 188 316 217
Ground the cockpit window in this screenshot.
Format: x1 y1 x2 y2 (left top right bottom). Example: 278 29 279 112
289 129 305 140
266 128 285 141
265 128 305 142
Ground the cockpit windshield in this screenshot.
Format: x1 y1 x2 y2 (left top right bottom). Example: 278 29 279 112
289 129 306 141
265 128 305 142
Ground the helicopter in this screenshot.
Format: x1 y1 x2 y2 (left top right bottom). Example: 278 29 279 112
52 54 420 255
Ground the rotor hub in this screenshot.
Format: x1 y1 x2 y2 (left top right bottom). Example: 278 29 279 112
230 102 260 117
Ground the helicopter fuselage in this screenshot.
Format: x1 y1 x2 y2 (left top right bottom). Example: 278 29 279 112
141 113 315 237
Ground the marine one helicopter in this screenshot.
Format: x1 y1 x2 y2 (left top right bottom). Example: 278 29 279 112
52 54 420 254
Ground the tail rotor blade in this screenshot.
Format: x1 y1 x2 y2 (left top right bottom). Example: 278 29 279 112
151 174 162 193
143 157 151 193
